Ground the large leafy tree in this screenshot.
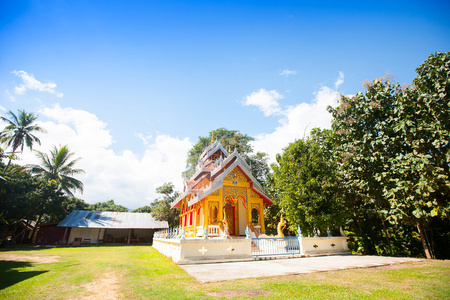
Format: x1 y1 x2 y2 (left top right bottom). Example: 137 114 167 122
269 129 346 235
246 151 270 187
1 168 67 243
329 51 450 258
328 77 404 254
27 145 85 197
0 109 46 173
132 205 153 213
28 178 66 241
42 197 90 223
385 52 450 258
89 199 128 212
151 182 180 227
1 168 37 226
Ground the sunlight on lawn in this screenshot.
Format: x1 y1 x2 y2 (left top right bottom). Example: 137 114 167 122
0 246 448 299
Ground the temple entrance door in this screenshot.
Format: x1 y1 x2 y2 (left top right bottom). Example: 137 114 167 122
224 206 235 236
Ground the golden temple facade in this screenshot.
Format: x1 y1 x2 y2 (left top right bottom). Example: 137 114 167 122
171 141 273 237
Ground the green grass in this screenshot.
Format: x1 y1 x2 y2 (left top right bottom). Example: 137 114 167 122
1 246 449 299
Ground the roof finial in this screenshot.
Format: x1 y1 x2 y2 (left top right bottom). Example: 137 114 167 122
211 133 214 145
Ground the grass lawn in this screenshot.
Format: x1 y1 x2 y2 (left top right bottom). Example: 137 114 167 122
0 246 449 299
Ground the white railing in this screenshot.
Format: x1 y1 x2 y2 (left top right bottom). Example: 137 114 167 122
195 225 220 237
208 225 220 237
196 226 203 237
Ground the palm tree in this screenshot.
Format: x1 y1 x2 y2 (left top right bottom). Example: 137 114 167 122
1 109 46 173
27 145 85 197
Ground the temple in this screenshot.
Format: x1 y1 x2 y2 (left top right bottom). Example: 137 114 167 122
171 141 273 238
155 141 349 264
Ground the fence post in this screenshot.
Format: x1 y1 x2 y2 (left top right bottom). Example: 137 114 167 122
297 226 304 256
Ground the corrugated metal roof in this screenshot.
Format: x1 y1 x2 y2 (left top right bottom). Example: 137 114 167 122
57 210 169 229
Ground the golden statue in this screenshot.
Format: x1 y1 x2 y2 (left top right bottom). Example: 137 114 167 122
277 216 286 237
258 215 286 238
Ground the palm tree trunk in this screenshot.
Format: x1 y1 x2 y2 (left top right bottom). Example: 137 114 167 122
3 158 12 173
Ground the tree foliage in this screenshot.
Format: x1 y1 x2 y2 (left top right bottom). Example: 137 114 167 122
151 182 180 227
328 51 450 258
268 129 346 235
89 199 128 212
41 197 90 224
0 166 70 242
27 145 85 197
0 111 91 244
246 152 270 186
1 168 38 225
132 205 153 213
0 161 93 242
0 109 46 172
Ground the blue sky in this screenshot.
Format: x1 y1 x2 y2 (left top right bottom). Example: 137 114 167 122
1 0 449 209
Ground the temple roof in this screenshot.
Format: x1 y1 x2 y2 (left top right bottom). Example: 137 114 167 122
198 140 229 163
171 142 273 209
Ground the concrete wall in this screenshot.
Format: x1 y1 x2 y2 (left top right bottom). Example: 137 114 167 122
153 238 253 264
300 236 349 255
153 236 350 264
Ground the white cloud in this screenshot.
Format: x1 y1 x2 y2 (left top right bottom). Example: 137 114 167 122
244 88 283 116
250 79 342 163
280 69 297 77
12 70 63 98
135 133 153 145
5 90 16 102
16 104 192 209
334 71 344 89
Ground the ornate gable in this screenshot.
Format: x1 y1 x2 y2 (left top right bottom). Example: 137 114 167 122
225 167 249 183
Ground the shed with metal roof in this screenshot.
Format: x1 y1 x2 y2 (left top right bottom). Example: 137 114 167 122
58 210 169 245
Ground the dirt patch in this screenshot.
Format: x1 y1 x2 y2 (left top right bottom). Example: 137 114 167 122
0 253 61 264
207 289 272 298
82 271 123 300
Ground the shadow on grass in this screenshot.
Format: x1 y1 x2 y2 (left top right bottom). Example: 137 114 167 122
0 245 63 252
0 260 48 290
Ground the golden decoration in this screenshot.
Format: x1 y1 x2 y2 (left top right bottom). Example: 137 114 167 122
225 168 248 182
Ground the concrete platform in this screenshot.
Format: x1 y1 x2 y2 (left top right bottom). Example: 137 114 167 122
180 255 422 283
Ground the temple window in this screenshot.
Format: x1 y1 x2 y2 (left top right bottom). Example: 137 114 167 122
251 208 259 224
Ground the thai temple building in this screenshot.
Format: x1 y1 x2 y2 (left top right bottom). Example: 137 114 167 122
155 141 349 264
171 141 273 238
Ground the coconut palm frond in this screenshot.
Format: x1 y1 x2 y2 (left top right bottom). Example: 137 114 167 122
29 145 85 196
